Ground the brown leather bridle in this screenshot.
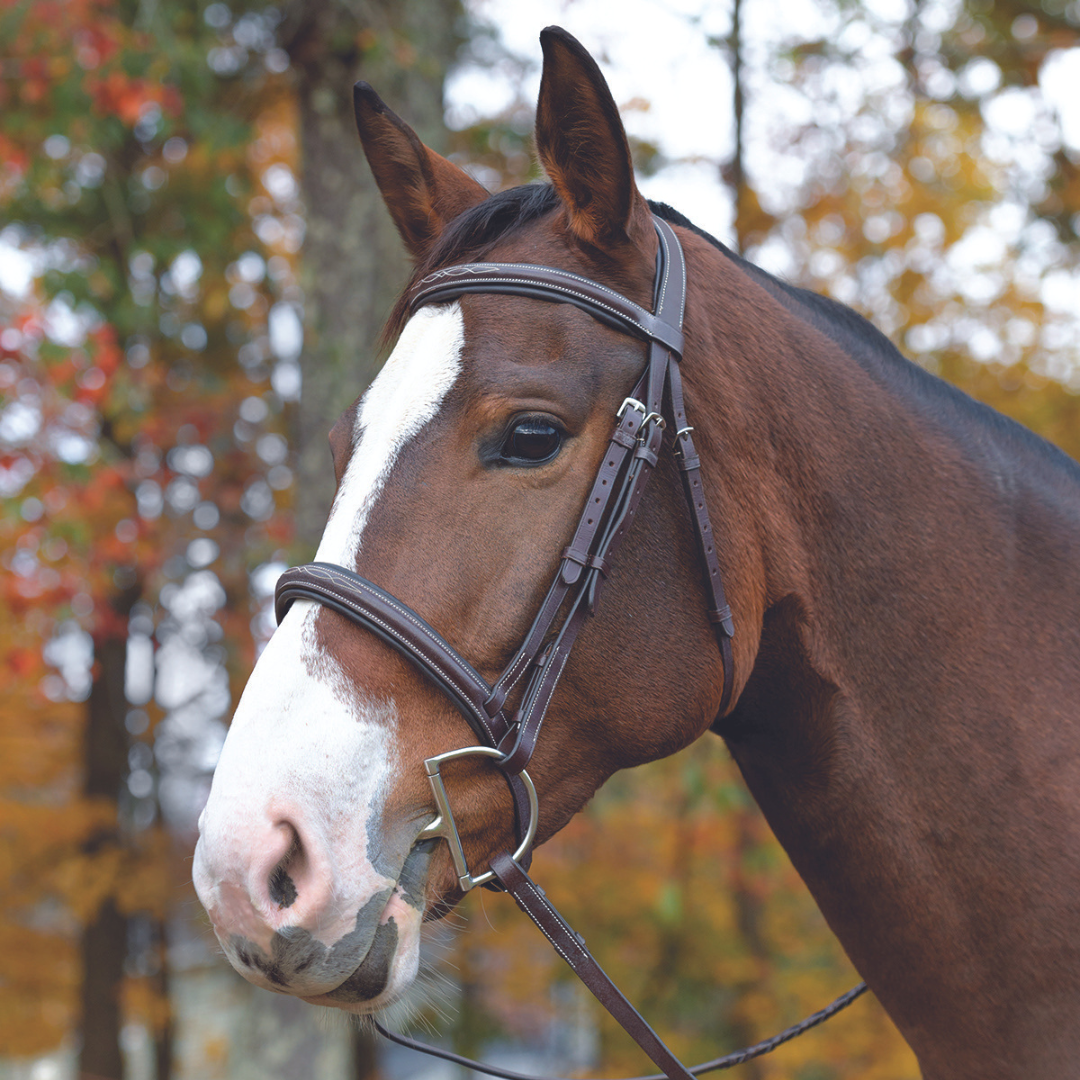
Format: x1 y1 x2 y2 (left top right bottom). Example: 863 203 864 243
274 217 866 1079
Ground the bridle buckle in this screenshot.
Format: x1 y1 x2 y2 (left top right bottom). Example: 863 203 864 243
640 412 667 439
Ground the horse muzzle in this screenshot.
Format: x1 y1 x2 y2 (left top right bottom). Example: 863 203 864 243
193 799 437 1010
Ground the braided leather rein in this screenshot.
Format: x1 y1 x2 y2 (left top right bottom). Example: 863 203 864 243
274 217 866 1078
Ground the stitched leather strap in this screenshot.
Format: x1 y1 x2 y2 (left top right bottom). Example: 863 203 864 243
275 217 734 825
497 412 667 775
481 855 869 1080
483 369 650 720
373 979 869 1080
490 853 695 1080
488 223 675 775
666 356 735 714
410 264 685 356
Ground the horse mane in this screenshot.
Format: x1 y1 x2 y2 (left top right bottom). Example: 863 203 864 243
384 182 1080 487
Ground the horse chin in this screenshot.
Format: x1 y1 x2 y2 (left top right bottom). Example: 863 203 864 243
303 837 436 1013
299 894 424 1014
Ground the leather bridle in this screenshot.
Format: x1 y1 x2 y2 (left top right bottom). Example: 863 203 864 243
274 216 866 1079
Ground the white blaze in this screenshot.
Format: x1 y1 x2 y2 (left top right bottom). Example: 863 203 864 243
315 303 465 565
195 304 465 999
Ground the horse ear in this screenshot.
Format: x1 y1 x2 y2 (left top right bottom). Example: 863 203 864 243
353 82 489 258
535 27 654 253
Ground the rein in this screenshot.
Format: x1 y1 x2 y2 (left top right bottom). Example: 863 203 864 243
275 217 866 1078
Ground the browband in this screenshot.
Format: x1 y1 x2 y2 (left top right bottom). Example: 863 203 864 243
409 262 686 356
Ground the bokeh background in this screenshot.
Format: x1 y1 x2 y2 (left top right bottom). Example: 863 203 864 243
2 0 1080 1077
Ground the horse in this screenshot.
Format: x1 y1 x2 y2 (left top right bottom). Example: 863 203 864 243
192 26 1080 1080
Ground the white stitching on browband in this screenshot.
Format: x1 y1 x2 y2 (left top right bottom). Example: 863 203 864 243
656 225 671 318
413 272 683 350
420 263 637 308
415 276 656 337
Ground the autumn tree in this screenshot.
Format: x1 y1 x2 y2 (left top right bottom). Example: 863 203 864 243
0 1 293 1075
725 0 1080 456
3 0 471 1077
6 2 1078 1078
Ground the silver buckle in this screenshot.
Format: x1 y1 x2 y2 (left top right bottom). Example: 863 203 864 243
617 397 647 421
673 425 693 455
415 746 538 892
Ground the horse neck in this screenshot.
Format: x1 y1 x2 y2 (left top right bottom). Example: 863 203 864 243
683 244 1080 1077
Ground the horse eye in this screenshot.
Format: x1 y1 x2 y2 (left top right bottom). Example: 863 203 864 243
502 418 563 464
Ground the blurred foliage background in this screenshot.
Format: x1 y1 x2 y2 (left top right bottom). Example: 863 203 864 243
1 0 1078 1077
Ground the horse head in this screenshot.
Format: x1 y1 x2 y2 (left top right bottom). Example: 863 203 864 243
193 27 737 1013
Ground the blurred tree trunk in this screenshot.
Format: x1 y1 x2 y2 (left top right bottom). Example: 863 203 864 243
724 0 746 254
153 919 173 1080
281 0 466 554
79 901 126 1080
79 620 134 1080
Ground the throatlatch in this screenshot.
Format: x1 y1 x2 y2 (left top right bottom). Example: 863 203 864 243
275 217 866 1080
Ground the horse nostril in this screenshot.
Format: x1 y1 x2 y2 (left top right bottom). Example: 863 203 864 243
267 827 300 909
269 863 298 908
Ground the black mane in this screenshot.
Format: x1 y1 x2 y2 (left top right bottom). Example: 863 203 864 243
397 182 1079 485
430 183 562 267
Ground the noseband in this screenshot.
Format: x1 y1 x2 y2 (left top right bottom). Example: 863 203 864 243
274 217 865 1078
